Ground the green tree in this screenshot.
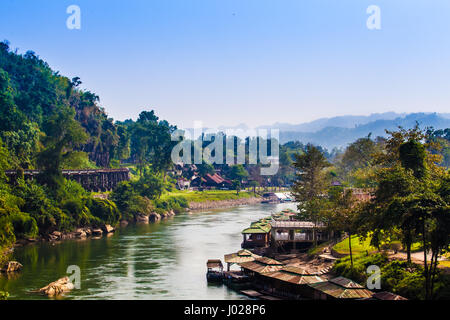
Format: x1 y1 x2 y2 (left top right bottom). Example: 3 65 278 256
0 68 26 132
134 169 165 200
130 111 177 176
229 165 249 183
328 187 358 267
338 135 379 187
249 180 259 195
196 161 215 188
36 106 88 192
291 144 331 245
360 128 450 299
232 180 241 195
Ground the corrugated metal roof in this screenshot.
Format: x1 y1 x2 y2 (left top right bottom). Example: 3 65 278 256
242 221 271 234
224 250 261 264
255 257 283 265
239 257 284 274
329 276 365 289
242 226 270 234
372 291 408 300
263 266 325 285
308 278 374 299
239 261 284 274
207 260 223 269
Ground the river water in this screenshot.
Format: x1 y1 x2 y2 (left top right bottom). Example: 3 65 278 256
0 202 296 300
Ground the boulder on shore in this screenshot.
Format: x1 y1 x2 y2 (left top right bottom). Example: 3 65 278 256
149 212 161 222
35 277 74 296
75 228 87 238
92 228 103 236
1 261 23 273
136 214 149 224
102 224 115 233
49 231 62 241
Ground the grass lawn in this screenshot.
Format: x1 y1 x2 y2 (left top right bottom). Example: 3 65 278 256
333 235 378 255
333 235 423 256
160 190 257 203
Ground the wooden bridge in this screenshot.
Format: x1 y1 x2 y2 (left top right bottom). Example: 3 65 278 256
5 168 131 192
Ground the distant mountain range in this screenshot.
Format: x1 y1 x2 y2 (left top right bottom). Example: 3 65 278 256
273 112 450 149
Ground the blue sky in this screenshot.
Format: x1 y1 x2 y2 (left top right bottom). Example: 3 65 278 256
1 0 450 128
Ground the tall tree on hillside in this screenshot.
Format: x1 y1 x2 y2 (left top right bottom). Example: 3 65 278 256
338 135 379 187
328 187 358 267
131 111 177 176
291 144 331 245
36 107 88 192
427 128 450 168
0 69 26 132
359 136 428 263
358 127 450 299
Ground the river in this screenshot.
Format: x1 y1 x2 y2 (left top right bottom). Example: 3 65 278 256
0 202 296 300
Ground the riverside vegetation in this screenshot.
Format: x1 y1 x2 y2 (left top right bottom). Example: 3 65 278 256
1 41 449 300
0 42 268 274
292 127 449 300
0 42 268 298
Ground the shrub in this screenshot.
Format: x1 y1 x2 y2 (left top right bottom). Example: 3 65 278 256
110 181 134 213
88 198 121 226
333 253 388 283
0 209 15 249
61 199 92 226
60 179 88 200
0 291 8 300
154 196 188 213
50 207 73 232
127 195 154 217
9 210 38 239
111 182 155 220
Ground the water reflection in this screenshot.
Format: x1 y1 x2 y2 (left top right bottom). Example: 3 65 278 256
1 202 296 300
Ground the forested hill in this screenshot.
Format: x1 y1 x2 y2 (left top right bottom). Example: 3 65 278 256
0 41 124 169
0 41 178 172
0 42 181 253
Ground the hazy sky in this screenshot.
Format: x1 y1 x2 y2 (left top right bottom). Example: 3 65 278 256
1 0 450 128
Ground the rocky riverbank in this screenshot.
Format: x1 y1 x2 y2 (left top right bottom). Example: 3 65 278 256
14 224 117 247
11 197 261 249
188 196 263 211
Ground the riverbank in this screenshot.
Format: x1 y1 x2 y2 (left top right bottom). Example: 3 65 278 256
7 195 262 250
12 224 118 248
188 196 263 210
2 202 292 300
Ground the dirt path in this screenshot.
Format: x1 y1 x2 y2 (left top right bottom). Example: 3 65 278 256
389 251 449 270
